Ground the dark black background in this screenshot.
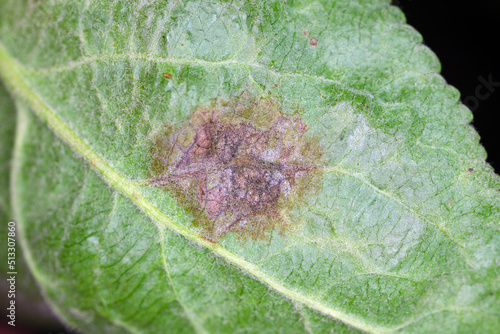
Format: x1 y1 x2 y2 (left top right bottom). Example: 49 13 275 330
394 0 500 173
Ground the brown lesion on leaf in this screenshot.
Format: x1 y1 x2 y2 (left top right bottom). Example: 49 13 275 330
149 92 324 242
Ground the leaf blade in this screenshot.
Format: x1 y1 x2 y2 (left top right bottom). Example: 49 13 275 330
1 1 499 333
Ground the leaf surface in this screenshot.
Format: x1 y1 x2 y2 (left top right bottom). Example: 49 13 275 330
0 80 15 274
0 0 499 333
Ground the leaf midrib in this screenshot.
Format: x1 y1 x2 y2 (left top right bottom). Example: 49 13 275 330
0 41 441 334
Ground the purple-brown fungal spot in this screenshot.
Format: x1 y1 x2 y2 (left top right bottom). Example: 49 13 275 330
149 93 324 241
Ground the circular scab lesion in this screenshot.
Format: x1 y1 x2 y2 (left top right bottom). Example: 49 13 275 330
149 93 324 242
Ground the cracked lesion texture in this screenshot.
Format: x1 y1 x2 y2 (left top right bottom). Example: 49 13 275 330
149 92 324 241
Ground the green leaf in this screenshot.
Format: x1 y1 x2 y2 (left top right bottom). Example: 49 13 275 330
1 80 42 298
2 63 62 332
1 0 499 333
0 80 16 279
0 81 15 239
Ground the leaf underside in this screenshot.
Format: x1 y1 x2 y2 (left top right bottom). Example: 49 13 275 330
0 0 499 333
